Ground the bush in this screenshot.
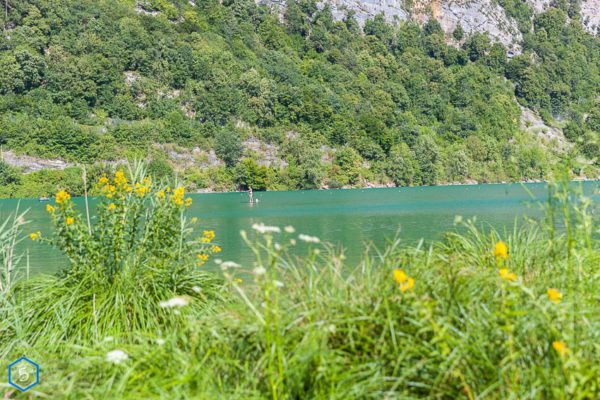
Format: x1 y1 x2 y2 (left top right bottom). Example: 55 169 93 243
214 129 244 167
21 164 224 341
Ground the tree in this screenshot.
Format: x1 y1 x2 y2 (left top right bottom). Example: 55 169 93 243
215 130 244 167
414 136 440 185
385 143 416 186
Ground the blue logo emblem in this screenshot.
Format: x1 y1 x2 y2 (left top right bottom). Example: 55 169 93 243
8 357 40 392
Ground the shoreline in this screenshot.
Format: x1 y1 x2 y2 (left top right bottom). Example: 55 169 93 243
193 177 600 195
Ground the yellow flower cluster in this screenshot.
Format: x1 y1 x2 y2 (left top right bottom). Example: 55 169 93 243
202 230 215 243
392 269 415 292
197 253 209 266
211 244 222 253
29 231 41 241
547 288 562 304
134 177 152 197
46 204 55 213
493 241 509 260
552 340 567 357
172 186 185 206
55 190 71 205
499 268 517 282
66 217 74 226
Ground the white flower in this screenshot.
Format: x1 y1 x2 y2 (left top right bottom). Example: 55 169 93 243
274 280 284 288
103 336 114 342
289 239 296 246
159 296 190 308
220 261 241 270
156 338 166 346
453 215 463 225
253 266 266 276
274 243 281 251
192 286 202 294
214 259 223 265
327 324 336 334
298 234 320 243
106 349 129 364
284 226 295 233
252 223 281 234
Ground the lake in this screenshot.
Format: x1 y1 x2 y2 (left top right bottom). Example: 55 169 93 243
3 182 598 275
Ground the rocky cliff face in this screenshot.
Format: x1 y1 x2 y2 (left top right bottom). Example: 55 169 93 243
258 0 599 48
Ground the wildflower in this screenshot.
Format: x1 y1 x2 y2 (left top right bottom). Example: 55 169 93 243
552 340 568 357
400 278 415 292
220 261 240 269
252 223 281 234
274 280 284 288
547 288 562 304
197 253 209 261
108 203 116 211
392 269 408 284
156 190 166 200
29 232 40 241
185 197 193 207
134 184 149 197
203 230 215 241
298 234 320 243
156 338 166 346
142 177 152 186
191 217 198 224
66 217 74 225
499 268 517 282
284 225 295 233
253 266 266 275
46 204 55 213
114 170 128 188
172 186 185 206
159 296 190 308
211 244 222 253
235 278 243 284
55 190 71 205
106 349 129 364
494 241 509 260
192 286 201 294
98 176 109 185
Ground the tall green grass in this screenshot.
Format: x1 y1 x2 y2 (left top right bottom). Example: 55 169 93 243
0 170 598 399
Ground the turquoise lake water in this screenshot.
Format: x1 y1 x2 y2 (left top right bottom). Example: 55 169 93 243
2 181 598 275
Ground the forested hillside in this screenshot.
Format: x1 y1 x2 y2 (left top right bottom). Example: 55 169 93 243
0 0 598 196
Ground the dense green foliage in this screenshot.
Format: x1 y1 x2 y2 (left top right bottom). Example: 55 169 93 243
0 173 599 398
0 0 598 195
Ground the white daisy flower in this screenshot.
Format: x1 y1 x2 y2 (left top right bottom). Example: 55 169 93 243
159 296 190 308
252 223 281 234
298 234 320 243
106 349 129 364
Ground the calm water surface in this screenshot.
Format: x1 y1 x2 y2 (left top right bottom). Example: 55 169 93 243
3 182 598 275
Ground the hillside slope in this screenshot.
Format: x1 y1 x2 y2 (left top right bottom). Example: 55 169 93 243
0 0 598 197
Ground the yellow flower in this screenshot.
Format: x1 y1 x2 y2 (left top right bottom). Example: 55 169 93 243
547 288 562 304
185 197 193 207
66 217 74 225
114 170 128 187
156 190 166 200
46 204 55 213
494 241 509 260
499 268 517 282
235 278 243 284
134 184 149 197
29 232 40 241
392 269 408 284
191 217 198 224
55 190 71 205
197 253 209 261
142 177 152 186
98 176 109 185
203 230 215 241
211 245 222 253
400 278 415 292
197 261 205 267
552 340 568 357
172 186 185 206
108 203 116 211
